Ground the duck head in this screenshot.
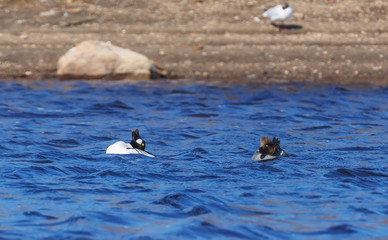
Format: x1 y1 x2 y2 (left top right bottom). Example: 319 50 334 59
130 129 146 150
258 137 280 155
282 3 289 9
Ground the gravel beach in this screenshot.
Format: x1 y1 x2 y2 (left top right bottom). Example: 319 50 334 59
0 0 387 85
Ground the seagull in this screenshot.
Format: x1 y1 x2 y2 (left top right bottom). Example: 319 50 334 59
262 3 293 28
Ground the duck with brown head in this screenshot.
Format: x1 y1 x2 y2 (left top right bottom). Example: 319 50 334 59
252 136 288 161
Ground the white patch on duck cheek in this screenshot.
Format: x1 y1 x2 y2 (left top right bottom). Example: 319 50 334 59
136 139 143 145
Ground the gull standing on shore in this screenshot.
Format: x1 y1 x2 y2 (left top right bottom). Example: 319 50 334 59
262 3 293 28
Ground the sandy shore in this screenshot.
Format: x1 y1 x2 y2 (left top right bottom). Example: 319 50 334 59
0 0 387 85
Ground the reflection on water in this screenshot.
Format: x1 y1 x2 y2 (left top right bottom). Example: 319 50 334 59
0 80 387 239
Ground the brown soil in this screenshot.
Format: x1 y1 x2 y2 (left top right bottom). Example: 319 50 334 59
0 0 387 85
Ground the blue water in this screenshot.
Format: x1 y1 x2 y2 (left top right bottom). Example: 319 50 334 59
0 80 387 239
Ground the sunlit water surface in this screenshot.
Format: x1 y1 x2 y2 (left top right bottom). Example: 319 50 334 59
0 80 387 239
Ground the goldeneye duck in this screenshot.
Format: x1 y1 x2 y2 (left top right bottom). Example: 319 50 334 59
252 137 288 161
262 3 293 27
106 129 155 157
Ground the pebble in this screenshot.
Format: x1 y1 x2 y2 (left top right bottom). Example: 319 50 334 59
39 9 56 17
19 33 28 39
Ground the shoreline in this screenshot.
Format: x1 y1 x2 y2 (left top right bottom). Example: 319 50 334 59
1 78 385 91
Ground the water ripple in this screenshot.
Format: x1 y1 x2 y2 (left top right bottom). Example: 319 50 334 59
0 80 387 239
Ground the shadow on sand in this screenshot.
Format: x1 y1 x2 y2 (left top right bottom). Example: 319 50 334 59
271 23 303 31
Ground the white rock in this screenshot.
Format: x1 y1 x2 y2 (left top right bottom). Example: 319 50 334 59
57 40 152 80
